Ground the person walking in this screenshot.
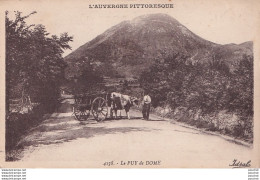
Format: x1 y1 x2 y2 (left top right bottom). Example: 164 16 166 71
142 92 151 120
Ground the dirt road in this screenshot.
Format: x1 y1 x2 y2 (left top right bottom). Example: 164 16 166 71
13 97 254 168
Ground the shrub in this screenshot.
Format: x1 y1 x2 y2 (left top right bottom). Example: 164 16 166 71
232 124 244 137
224 127 232 135
207 123 218 132
195 120 209 129
5 103 49 153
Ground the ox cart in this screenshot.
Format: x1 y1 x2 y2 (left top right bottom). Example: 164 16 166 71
72 92 111 122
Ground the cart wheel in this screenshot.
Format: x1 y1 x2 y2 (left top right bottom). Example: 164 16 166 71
92 97 108 122
73 106 90 121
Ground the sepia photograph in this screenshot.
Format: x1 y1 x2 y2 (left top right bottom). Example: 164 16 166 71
0 0 259 168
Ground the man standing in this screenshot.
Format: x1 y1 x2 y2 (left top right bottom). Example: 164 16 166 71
142 92 151 120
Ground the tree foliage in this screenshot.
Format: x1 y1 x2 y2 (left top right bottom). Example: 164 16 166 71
140 53 253 121
6 11 73 111
70 58 104 94
228 55 253 117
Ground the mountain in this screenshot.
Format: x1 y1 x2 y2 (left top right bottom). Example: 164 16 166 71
64 13 253 79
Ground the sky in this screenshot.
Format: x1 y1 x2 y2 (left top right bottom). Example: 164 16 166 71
2 0 260 56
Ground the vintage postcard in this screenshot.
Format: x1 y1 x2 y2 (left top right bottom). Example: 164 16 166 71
0 0 259 168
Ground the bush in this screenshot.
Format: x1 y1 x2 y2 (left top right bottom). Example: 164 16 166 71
139 53 253 142
195 120 209 129
5 104 49 153
187 120 197 126
224 127 232 135
232 124 244 138
207 123 218 132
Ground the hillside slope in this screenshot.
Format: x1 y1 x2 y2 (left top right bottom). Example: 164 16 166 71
64 13 253 79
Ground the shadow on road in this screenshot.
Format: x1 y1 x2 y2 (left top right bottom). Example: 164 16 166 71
18 115 158 150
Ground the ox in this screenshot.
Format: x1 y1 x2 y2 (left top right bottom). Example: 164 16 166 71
110 92 139 119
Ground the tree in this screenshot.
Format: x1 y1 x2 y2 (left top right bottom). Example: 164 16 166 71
140 53 190 107
6 11 73 112
187 64 230 116
73 58 104 94
140 52 234 115
228 55 253 134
